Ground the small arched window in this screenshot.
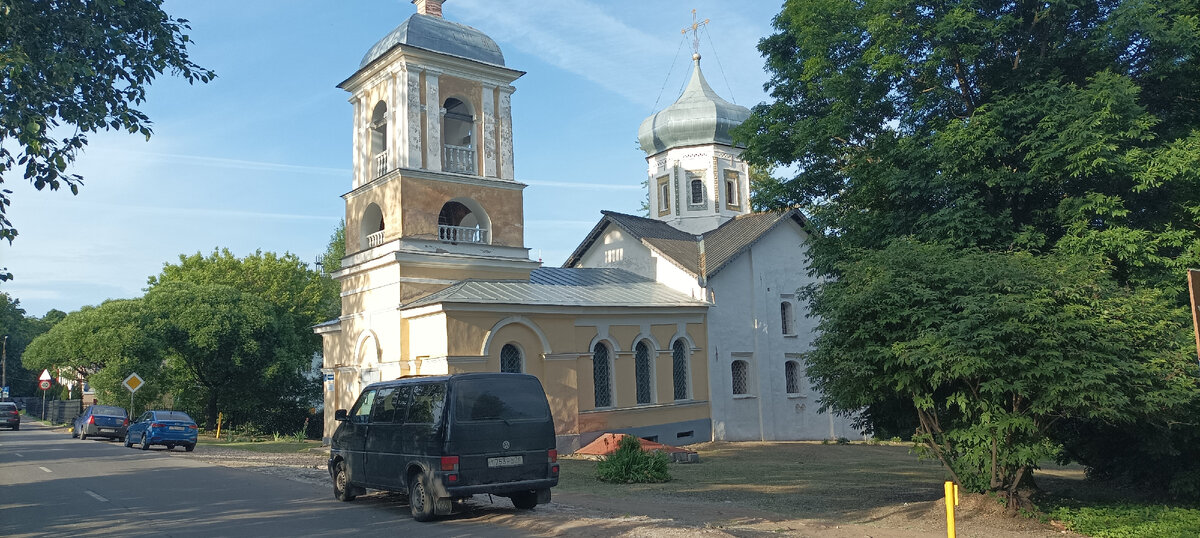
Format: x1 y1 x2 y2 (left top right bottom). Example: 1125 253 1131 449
785 360 801 394
438 200 489 244
732 360 749 395
671 339 689 400
370 101 388 178
635 341 653 405
592 342 613 408
781 301 794 335
500 343 522 373
442 98 475 174
360 203 385 249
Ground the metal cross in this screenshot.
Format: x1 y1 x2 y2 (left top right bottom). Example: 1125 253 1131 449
681 9 710 56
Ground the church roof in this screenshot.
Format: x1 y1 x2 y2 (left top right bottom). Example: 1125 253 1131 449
360 13 505 69
564 210 808 278
637 57 751 155
403 268 708 310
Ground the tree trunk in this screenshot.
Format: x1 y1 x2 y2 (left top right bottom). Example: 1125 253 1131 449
204 391 219 431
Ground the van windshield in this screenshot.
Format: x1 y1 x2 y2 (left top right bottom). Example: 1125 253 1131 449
454 377 549 422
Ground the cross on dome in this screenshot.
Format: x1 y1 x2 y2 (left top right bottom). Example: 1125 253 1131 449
681 9 710 60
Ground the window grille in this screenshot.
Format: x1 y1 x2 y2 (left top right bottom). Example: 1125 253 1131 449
781 301 794 335
593 343 612 408
786 360 801 394
690 179 704 204
635 342 653 404
660 182 670 211
672 340 689 400
500 344 522 373
732 360 749 395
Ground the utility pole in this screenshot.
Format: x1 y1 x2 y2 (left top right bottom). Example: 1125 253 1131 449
2 334 8 396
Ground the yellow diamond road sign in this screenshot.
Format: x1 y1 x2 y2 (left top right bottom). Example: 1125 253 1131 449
123 373 144 394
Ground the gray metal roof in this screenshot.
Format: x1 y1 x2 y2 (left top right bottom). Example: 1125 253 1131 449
361 14 505 69
404 268 707 309
564 210 807 278
638 58 751 155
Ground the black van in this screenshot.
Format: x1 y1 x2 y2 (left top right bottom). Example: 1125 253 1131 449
328 372 559 521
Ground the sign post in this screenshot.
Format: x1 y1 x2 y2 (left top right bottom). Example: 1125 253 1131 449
39 369 52 420
1189 270 1200 366
122 374 144 415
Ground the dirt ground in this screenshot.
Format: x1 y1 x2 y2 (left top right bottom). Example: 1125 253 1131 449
172 440 1086 537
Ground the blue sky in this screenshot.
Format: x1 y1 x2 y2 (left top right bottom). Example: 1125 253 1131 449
1 0 785 317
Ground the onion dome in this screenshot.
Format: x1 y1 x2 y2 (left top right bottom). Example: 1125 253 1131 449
360 13 505 69
638 55 750 155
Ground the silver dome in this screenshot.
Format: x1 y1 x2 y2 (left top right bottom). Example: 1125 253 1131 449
638 58 750 155
361 14 505 68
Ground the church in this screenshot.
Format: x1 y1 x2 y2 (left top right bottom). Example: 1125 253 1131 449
316 0 862 449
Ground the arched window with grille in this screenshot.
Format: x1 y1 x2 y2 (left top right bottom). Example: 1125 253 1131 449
781 301 794 335
500 343 522 373
593 342 613 408
671 339 689 400
635 341 653 404
732 360 749 395
785 360 801 394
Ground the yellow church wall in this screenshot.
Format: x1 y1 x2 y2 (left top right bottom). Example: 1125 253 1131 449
345 176 403 254
579 401 711 434
686 322 709 401
406 313 449 364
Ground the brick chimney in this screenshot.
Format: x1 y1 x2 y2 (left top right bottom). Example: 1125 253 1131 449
413 0 443 17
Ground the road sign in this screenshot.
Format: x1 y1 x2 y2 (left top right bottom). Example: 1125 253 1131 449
39 369 52 381
2 386 9 398
123 373 144 393
39 380 51 391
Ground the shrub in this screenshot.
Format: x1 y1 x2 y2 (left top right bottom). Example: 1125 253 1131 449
595 435 671 483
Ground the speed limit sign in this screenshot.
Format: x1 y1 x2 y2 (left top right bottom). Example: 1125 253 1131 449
39 380 51 390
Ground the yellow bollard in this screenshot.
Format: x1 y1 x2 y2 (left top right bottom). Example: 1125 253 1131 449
215 412 223 440
944 481 957 538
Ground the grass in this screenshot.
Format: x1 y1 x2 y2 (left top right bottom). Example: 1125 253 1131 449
559 441 949 518
1042 501 1200 538
197 436 324 454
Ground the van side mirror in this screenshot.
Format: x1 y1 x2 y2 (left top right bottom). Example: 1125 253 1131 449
335 409 349 422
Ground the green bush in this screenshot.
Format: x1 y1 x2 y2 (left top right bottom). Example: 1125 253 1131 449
595 435 671 483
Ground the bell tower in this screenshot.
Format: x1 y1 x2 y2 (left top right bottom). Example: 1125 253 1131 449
335 0 538 296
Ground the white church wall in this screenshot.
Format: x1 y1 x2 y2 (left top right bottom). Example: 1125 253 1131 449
575 225 656 279
707 251 761 440
653 253 705 300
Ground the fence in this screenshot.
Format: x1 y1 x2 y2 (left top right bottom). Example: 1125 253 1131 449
17 397 81 425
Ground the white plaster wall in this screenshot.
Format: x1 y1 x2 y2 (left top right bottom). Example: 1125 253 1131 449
708 220 864 441
575 226 656 279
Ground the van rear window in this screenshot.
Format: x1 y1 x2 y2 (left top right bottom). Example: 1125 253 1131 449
91 406 125 417
454 377 550 422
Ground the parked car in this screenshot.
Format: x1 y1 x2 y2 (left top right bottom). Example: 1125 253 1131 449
73 405 128 441
125 410 198 451
0 402 18 430
329 372 559 522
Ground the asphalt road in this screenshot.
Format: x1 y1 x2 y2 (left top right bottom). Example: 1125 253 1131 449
0 420 522 537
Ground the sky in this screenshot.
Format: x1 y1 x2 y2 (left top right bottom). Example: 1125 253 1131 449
1 0 786 317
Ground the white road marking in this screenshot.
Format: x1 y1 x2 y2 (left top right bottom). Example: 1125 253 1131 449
14 453 22 457
38 466 52 473
85 490 109 502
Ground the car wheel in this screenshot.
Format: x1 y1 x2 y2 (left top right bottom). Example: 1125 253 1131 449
333 460 356 502
72 428 78 439
12 425 17 431
510 491 538 510
79 430 87 441
185 443 195 452
124 435 132 448
409 471 438 522
140 433 150 450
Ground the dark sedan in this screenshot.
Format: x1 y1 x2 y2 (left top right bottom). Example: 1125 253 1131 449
0 402 18 430
73 405 128 441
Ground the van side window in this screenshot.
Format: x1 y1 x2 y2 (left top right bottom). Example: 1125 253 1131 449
351 389 376 424
391 385 413 423
408 383 446 424
370 387 396 423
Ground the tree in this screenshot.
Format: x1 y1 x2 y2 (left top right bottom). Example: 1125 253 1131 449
23 299 163 406
320 221 346 275
0 0 215 278
143 281 296 428
736 0 1200 504
0 292 58 396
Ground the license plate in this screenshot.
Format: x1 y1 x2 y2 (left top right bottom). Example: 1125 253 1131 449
100 429 113 433
169 426 185 431
487 456 523 468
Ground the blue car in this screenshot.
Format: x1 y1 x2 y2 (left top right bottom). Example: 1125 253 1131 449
125 410 198 451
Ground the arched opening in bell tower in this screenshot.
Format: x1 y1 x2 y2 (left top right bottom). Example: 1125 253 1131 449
360 203 385 249
437 198 490 244
442 98 475 174
370 101 388 178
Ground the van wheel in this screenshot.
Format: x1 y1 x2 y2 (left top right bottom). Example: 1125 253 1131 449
510 491 538 509
409 472 439 522
333 461 356 502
